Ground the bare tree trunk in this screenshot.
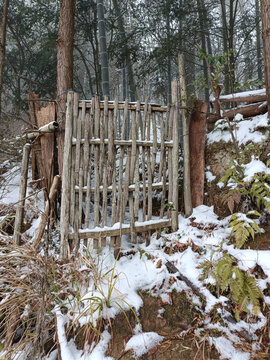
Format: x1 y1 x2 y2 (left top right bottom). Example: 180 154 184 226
97 0 110 98
261 0 270 119
178 54 192 217
197 0 210 102
190 100 207 208
56 0 75 176
166 0 172 103
112 0 137 101
256 0 263 82
0 0 9 121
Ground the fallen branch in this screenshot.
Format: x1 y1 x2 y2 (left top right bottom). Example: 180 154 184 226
165 261 207 303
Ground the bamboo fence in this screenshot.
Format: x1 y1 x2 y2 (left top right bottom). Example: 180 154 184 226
60 90 179 257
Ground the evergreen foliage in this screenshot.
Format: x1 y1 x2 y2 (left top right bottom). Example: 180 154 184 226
200 253 263 321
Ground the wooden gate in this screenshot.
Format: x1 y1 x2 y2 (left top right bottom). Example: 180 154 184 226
60 86 179 256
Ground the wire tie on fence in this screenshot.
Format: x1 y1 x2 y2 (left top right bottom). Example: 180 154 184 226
56 89 77 98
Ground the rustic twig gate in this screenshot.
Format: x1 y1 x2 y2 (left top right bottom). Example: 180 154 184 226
60 86 179 257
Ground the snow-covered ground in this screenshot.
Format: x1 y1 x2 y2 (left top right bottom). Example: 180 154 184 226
0 111 270 359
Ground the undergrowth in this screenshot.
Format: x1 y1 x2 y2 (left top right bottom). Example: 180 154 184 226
200 252 263 321
220 148 270 248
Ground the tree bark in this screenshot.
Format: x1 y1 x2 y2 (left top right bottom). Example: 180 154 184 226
178 54 192 217
56 0 75 176
112 0 137 101
256 0 263 82
261 0 270 120
190 100 207 208
0 0 9 121
197 0 209 102
97 0 110 98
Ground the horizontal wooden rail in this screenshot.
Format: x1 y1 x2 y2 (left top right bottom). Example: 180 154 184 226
71 138 174 148
79 100 168 112
74 182 169 193
69 219 171 240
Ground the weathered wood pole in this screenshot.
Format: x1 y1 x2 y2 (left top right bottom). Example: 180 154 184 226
60 92 74 259
178 54 192 217
171 80 179 231
33 175 60 250
13 143 31 245
189 100 207 208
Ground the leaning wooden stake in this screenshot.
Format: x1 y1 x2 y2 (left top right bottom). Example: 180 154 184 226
13 143 31 245
33 175 60 250
178 54 192 217
60 92 74 259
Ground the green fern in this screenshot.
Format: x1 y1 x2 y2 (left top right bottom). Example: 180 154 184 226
229 211 261 248
200 254 263 321
250 172 270 213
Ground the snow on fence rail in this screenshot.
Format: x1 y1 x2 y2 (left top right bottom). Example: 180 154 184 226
60 91 179 257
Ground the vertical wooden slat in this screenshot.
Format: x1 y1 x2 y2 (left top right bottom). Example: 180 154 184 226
129 108 138 243
151 111 157 176
85 98 95 231
13 143 31 245
108 109 114 185
74 96 82 250
101 159 108 247
110 100 118 246
69 93 79 229
129 109 137 181
171 80 179 231
60 92 74 259
167 105 173 208
134 101 141 223
94 98 100 249
147 104 152 221
158 112 165 182
116 98 128 222
83 105 90 186
142 98 148 222
159 112 166 219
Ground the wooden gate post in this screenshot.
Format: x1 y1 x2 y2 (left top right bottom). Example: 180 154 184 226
60 92 74 259
171 80 179 232
13 143 31 245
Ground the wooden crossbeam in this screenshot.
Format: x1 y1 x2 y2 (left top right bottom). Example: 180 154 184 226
71 138 174 148
68 219 171 240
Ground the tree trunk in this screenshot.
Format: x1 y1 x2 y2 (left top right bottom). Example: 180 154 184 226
197 0 209 102
0 0 9 121
256 0 263 82
56 0 75 176
189 100 207 208
112 0 137 101
220 0 230 94
261 0 270 120
166 1 172 103
178 54 192 217
97 0 110 98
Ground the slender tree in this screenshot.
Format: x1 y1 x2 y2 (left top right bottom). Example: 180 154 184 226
0 0 10 120
197 0 209 102
57 0 76 175
261 0 270 119
111 0 137 101
256 0 263 82
97 0 110 98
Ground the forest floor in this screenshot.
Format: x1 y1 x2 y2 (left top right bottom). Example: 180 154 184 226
0 113 270 359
